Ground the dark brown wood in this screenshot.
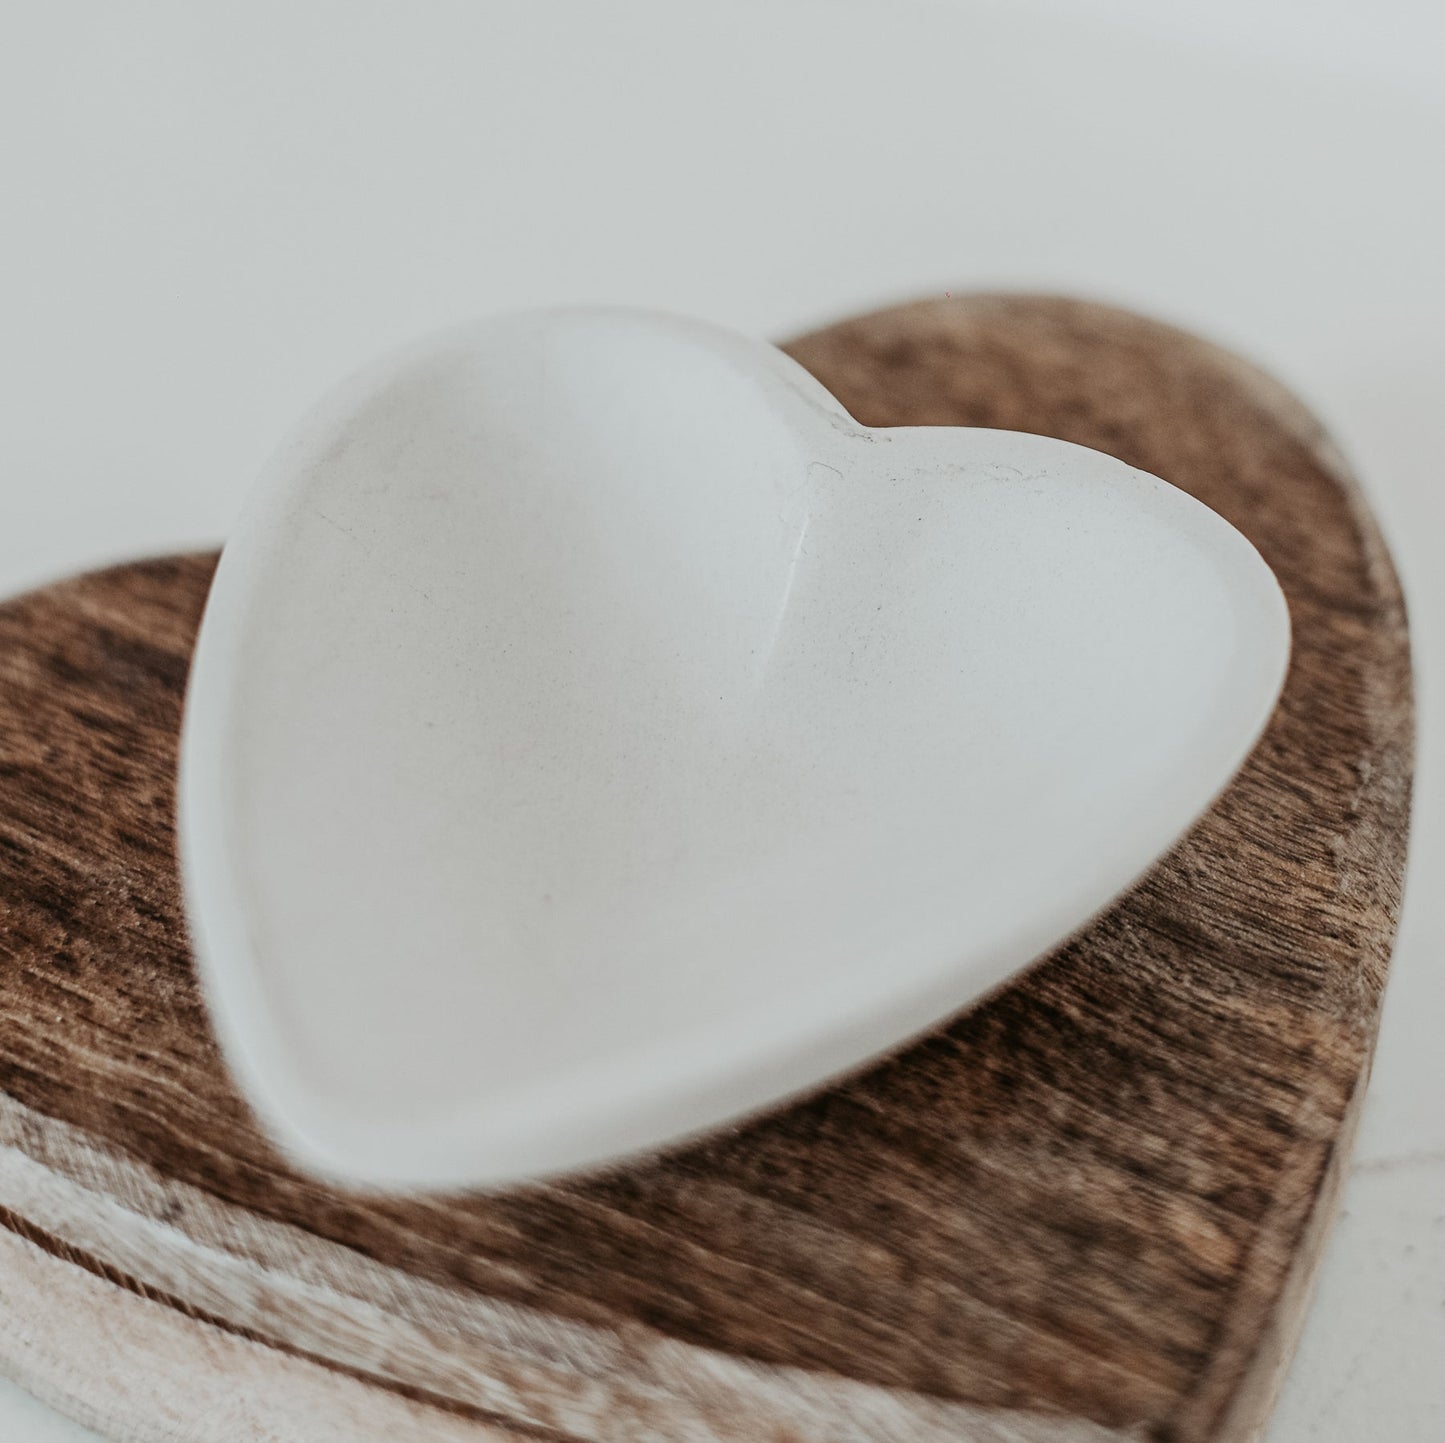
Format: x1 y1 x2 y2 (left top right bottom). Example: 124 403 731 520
0 296 1412 1442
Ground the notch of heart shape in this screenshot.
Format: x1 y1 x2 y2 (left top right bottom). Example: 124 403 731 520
179 307 1290 1190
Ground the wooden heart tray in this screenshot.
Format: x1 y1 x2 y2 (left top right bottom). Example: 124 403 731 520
0 296 1412 1442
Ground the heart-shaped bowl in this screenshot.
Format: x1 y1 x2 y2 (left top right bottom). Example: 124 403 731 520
179 307 1289 1189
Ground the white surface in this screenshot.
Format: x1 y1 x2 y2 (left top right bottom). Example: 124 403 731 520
179 307 1286 1187
0 0 1440 1433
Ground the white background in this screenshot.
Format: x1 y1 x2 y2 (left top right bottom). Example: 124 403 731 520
1 3 1441 1438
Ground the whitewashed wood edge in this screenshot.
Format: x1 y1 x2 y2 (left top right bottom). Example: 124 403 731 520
0 1091 1137 1442
0 1224 513 1443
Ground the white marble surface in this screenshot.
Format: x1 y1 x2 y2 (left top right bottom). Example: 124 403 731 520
1 3 1440 1437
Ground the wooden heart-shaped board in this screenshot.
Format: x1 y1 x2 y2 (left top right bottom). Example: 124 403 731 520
0 296 1412 1442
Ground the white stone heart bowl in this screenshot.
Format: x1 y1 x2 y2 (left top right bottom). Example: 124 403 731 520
178 308 1289 1190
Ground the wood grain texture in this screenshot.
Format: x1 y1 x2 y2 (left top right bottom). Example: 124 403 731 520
0 296 1412 1442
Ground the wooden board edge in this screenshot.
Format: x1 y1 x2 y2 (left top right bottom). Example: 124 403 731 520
0 1090 1135 1442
